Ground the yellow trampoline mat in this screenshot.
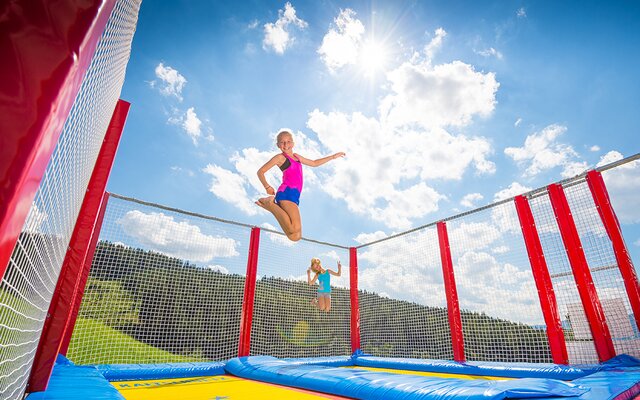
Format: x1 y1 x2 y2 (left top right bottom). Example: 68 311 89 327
112 375 349 400
345 366 513 380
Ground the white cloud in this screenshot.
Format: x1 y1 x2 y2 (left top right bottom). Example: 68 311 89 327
492 245 509 254
476 47 503 60
600 152 640 224
380 60 499 129
504 124 583 177
205 265 230 274
514 118 522 127
153 63 187 101
117 210 239 262
596 150 623 167
517 7 527 18
248 19 259 29
317 9 365 72
494 182 532 201
261 222 295 246
590 145 600 152
205 35 498 230
167 107 208 145
183 108 202 143
203 164 257 215
263 2 308 54
635 238 640 247
461 193 484 208
455 251 542 324
561 160 588 178
170 166 195 177
354 231 388 245
24 204 47 233
424 28 447 61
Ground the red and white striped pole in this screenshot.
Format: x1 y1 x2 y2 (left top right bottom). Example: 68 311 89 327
547 183 616 362
349 247 361 353
586 170 640 333
29 99 130 392
238 227 260 357
515 195 568 364
437 221 465 362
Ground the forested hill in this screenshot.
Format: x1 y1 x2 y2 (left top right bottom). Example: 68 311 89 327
76 240 552 363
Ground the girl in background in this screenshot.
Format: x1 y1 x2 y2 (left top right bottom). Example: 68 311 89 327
307 258 341 312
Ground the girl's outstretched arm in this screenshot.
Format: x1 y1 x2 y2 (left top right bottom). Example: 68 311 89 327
328 261 342 276
296 152 345 168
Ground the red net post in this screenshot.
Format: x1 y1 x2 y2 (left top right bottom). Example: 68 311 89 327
60 191 110 355
586 170 640 332
350 247 361 353
0 0 117 282
437 221 465 362
514 195 568 364
28 99 130 392
547 183 616 362
239 227 260 357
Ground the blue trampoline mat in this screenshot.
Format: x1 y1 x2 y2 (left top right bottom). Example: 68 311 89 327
26 353 640 400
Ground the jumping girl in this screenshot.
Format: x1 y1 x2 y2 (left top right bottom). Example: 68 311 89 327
307 258 341 312
256 130 345 241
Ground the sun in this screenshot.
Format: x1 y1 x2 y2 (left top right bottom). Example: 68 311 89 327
359 40 389 77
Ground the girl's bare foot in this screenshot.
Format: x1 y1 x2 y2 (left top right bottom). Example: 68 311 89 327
255 196 275 210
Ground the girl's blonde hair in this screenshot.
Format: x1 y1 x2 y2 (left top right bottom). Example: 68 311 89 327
310 257 321 267
276 129 293 144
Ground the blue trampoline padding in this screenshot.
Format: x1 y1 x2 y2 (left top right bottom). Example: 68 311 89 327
26 364 124 400
354 356 599 380
282 356 354 367
95 361 226 381
527 368 640 400
224 356 589 400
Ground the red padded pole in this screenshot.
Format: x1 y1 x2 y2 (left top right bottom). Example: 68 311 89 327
437 221 465 362
349 247 361 353
547 183 616 362
586 170 640 333
29 100 130 392
0 0 118 282
238 227 260 357
514 195 568 364
60 192 111 355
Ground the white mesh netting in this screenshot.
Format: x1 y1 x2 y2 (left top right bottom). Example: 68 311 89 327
67 194 248 364
0 2 140 398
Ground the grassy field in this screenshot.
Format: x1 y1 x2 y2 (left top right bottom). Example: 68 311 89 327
66 317 206 365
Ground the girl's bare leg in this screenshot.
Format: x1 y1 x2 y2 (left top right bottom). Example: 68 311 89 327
256 197 301 241
318 296 327 311
278 200 301 241
325 297 331 312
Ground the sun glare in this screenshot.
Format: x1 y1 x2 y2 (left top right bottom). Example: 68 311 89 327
359 40 388 76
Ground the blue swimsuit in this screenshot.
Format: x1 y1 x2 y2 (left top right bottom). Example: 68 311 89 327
317 272 331 294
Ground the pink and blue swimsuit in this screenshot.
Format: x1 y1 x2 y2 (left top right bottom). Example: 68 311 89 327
275 152 303 205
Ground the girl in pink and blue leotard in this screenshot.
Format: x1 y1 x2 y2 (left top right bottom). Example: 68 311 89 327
256 130 345 242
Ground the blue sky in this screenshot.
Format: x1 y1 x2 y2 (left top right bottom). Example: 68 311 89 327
108 0 640 262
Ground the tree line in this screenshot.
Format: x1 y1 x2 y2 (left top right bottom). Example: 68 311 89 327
77 240 552 363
